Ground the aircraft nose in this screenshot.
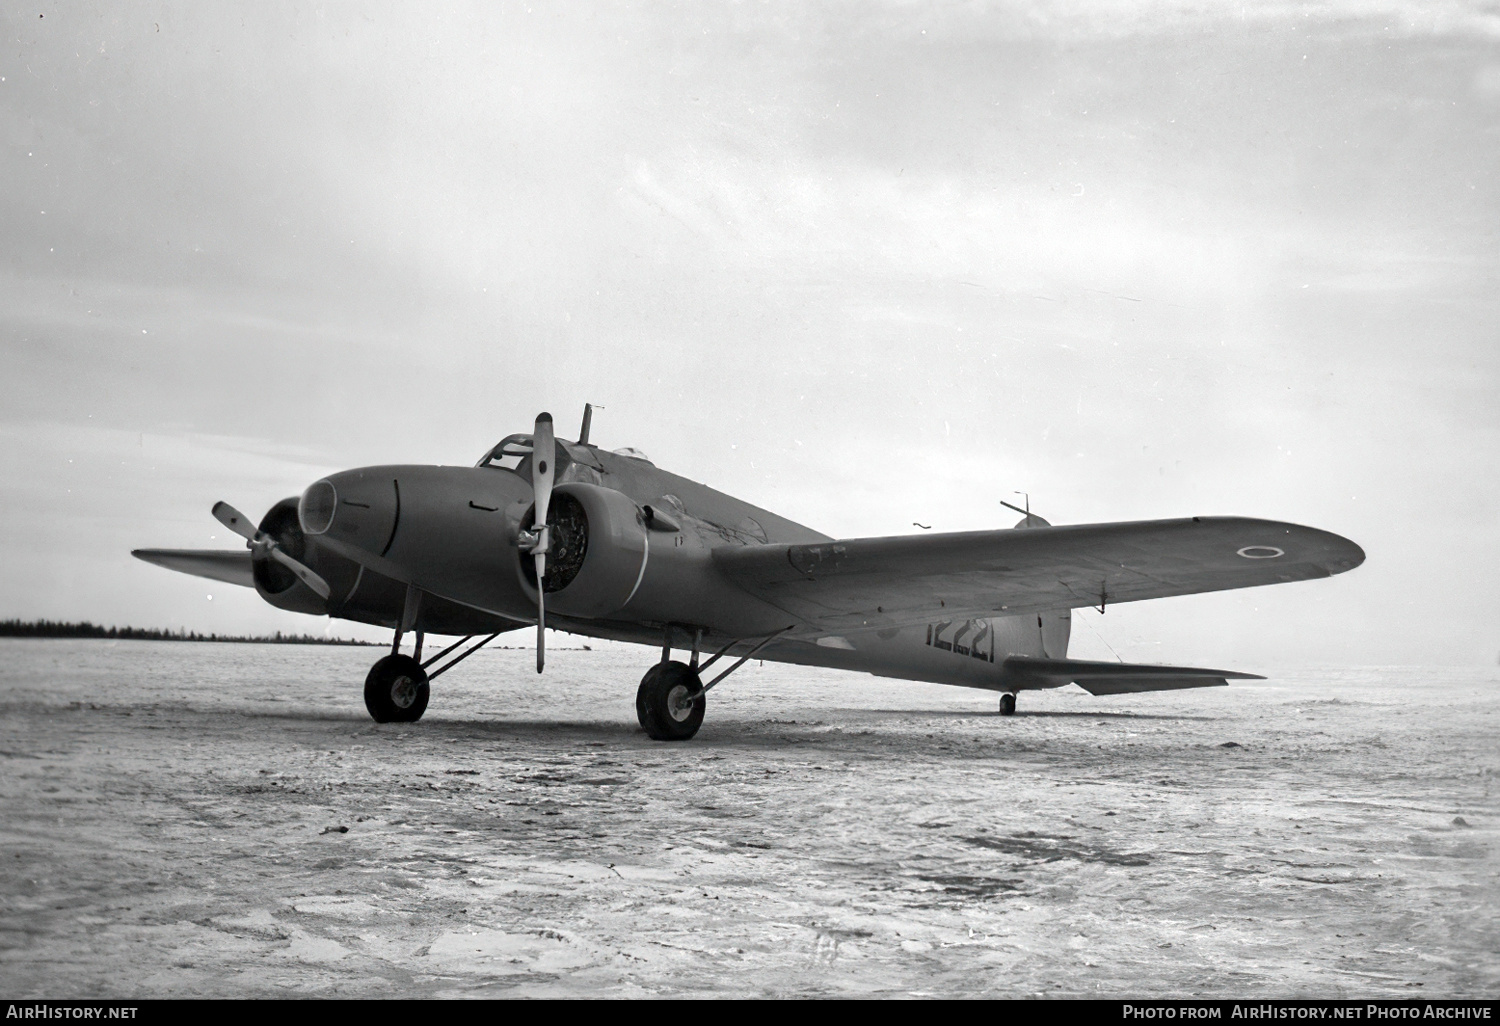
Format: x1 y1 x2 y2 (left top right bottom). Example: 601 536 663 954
300 469 400 556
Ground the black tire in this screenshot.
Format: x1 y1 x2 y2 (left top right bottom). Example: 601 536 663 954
636 661 705 741
999 692 1016 716
364 654 430 723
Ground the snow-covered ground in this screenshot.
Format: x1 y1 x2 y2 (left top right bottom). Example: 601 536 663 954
1 640 1495 997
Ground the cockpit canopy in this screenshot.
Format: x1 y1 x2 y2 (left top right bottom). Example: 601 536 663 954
477 435 652 479
475 434 540 474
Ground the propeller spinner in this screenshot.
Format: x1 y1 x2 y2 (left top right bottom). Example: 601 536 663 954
211 500 331 600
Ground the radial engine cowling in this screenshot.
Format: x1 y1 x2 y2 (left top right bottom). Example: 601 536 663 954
517 483 650 620
252 497 347 616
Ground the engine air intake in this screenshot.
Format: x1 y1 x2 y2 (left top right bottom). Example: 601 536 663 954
298 480 338 536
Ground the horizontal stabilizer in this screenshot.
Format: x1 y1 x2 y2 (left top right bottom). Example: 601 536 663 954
132 549 255 589
999 656 1263 695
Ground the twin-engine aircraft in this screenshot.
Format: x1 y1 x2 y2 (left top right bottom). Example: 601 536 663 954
134 407 1364 740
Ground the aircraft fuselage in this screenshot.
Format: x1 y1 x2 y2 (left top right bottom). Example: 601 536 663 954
274 447 1062 691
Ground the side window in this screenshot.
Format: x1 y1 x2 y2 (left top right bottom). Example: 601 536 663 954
561 464 603 486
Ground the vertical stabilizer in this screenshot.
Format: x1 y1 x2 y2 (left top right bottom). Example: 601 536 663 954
1009 507 1070 658
1040 608 1071 659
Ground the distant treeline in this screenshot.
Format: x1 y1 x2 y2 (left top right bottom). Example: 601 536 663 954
0 619 377 646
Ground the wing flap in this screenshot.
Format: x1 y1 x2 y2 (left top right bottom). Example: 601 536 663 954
999 655 1263 694
132 549 255 589
714 516 1363 631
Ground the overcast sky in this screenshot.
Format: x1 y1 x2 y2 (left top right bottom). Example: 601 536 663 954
2 1 1496 668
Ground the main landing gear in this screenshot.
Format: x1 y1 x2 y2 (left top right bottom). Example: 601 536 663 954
366 654 429 723
362 585 503 724
999 692 1017 716
636 626 793 741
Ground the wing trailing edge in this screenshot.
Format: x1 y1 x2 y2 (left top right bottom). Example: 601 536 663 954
998 656 1263 695
132 549 255 589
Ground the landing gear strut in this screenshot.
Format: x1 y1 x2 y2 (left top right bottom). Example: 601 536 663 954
635 625 794 742
366 585 430 723
999 692 1017 716
361 584 508 724
361 629 503 724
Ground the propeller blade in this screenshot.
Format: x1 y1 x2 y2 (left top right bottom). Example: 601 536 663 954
531 413 555 675
269 547 332 600
535 551 546 674
532 412 555 531
211 500 329 599
211 501 259 543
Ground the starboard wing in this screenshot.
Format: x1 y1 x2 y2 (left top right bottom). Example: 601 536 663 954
713 516 1363 632
998 656 1262 694
132 549 255 588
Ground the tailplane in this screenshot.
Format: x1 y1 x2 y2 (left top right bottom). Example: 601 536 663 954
992 500 1249 695
997 656 1263 695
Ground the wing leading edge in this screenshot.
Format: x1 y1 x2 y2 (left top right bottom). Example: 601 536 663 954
713 516 1363 632
999 656 1262 695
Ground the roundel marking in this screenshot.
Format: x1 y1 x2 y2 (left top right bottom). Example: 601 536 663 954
1237 545 1285 559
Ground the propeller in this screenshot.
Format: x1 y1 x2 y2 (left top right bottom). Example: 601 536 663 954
211 500 331 600
518 413 555 673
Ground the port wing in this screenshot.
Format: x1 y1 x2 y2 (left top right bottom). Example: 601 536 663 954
131 549 255 589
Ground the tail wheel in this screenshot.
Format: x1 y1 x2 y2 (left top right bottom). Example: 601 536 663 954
364 654 430 723
636 661 705 741
999 692 1016 716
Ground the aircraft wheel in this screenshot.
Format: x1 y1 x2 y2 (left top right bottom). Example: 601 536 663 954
636 661 705 741
364 654 430 723
999 692 1016 717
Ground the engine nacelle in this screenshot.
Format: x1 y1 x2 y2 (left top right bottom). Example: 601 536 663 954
519 483 648 618
517 482 726 626
251 498 326 615
253 497 361 617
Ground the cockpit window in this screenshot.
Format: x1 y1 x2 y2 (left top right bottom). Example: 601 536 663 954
477 434 536 474
477 434 572 479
